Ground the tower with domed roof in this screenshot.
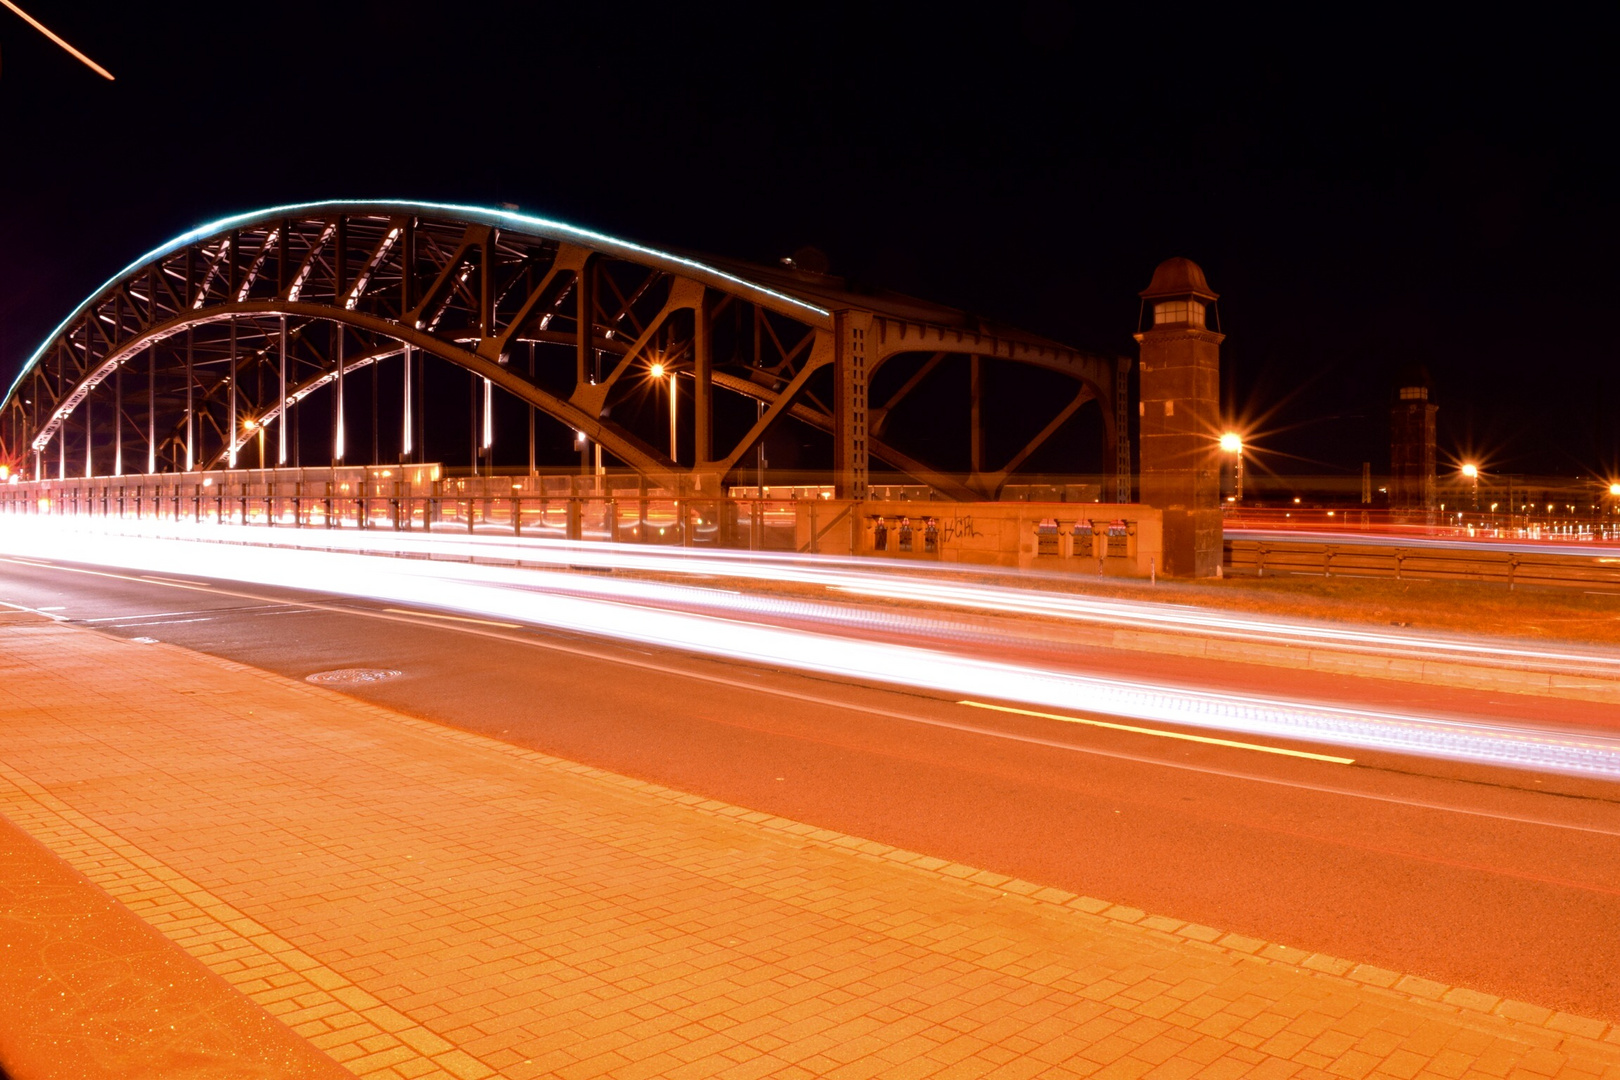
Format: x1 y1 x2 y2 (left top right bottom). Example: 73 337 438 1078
1390 365 1438 516
1134 257 1224 577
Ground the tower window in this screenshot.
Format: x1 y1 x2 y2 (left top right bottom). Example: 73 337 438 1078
1399 386 1428 401
1153 300 1205 327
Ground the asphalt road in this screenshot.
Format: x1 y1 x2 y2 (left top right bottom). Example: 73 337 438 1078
2 555 1618 1020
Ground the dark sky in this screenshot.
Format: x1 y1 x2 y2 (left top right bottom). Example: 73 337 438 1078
1 3 1613 480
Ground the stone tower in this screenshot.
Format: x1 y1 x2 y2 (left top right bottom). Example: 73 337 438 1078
1135 257 1223 578
1389 366 1438 517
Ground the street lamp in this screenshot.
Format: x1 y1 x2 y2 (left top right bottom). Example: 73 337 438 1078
1219 432 1243 504
1461 462 1479 513
649 361 676 462
244 417 267 469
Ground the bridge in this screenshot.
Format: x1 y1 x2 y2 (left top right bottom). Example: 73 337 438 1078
0 200 1130 504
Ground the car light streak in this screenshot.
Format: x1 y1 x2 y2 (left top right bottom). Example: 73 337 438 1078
4 520 1620 780
26 516 1620 681
958 701 1356 763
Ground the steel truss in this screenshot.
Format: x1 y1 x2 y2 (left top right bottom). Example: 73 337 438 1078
0 201 1127 498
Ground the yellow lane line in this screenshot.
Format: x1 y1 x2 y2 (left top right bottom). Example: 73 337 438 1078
958 700 1356 764
382 608 521 629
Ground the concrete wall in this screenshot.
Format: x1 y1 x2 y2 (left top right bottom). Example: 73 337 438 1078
797 500 1163 577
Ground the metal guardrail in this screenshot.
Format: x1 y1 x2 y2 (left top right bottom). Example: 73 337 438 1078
1226 533 1620 592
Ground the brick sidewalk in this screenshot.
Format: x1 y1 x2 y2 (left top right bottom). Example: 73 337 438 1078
0 619 1615 1080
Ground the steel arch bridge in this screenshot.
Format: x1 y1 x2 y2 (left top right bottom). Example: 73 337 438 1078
0 200 1129 500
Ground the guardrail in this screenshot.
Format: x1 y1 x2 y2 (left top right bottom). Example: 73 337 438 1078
1226 531 1620 592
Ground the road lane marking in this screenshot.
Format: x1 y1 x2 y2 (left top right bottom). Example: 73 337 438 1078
0 597 68 620
6 554 1620 839
959 700 1356 764
82 604 291 622
142 575 208 587
381 608 520 629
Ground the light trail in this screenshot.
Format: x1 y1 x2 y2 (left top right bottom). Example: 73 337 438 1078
24 515 1620 680
958 700 1357 763
0 0 114 80
3 519 1620 780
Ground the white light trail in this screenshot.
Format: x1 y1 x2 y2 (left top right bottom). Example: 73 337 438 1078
39 515 1620 680
3 518 1620 780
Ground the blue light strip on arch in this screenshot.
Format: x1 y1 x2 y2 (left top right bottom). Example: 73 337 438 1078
4 198 833 406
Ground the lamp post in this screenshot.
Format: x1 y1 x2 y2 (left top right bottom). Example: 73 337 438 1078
244 417 266 469
650 361 676 463
1461 462 1479 514
1219 432 1243 505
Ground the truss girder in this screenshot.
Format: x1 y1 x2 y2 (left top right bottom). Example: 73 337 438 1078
1 201 1127 499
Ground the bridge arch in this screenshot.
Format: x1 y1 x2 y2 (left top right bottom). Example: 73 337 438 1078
0 200 1128 499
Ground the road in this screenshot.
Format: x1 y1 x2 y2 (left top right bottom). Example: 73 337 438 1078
2 554 1618 1020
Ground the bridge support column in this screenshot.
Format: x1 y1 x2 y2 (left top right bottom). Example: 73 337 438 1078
693 291 714 477
832 313 872 502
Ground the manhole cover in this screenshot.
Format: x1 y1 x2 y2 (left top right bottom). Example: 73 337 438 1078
305 668 402 686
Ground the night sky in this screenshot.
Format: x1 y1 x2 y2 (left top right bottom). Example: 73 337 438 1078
1 3 1613 481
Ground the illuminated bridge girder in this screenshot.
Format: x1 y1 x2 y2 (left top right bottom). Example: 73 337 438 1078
0 201 1129 499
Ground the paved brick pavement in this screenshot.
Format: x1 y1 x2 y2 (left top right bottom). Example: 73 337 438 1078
0 618 1616 1080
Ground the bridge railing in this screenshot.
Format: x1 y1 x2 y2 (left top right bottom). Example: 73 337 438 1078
0 469 1166 573
0 469 808 552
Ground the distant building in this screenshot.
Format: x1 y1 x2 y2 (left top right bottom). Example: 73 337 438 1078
1389 366 1437 514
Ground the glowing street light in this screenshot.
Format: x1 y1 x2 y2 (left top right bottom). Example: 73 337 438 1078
1219 432 1243 504
1460 462 1480 513
243 417 267 468
1609 483 1620 497
649 360 676 462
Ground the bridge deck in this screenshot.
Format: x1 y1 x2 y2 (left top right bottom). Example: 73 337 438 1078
1 619 1616 1080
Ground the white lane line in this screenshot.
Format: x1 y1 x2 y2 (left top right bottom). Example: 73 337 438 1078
9 554 1620 838
0 597 68 620
960 700 1356 764
108 617 215 627
83 607 257 622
